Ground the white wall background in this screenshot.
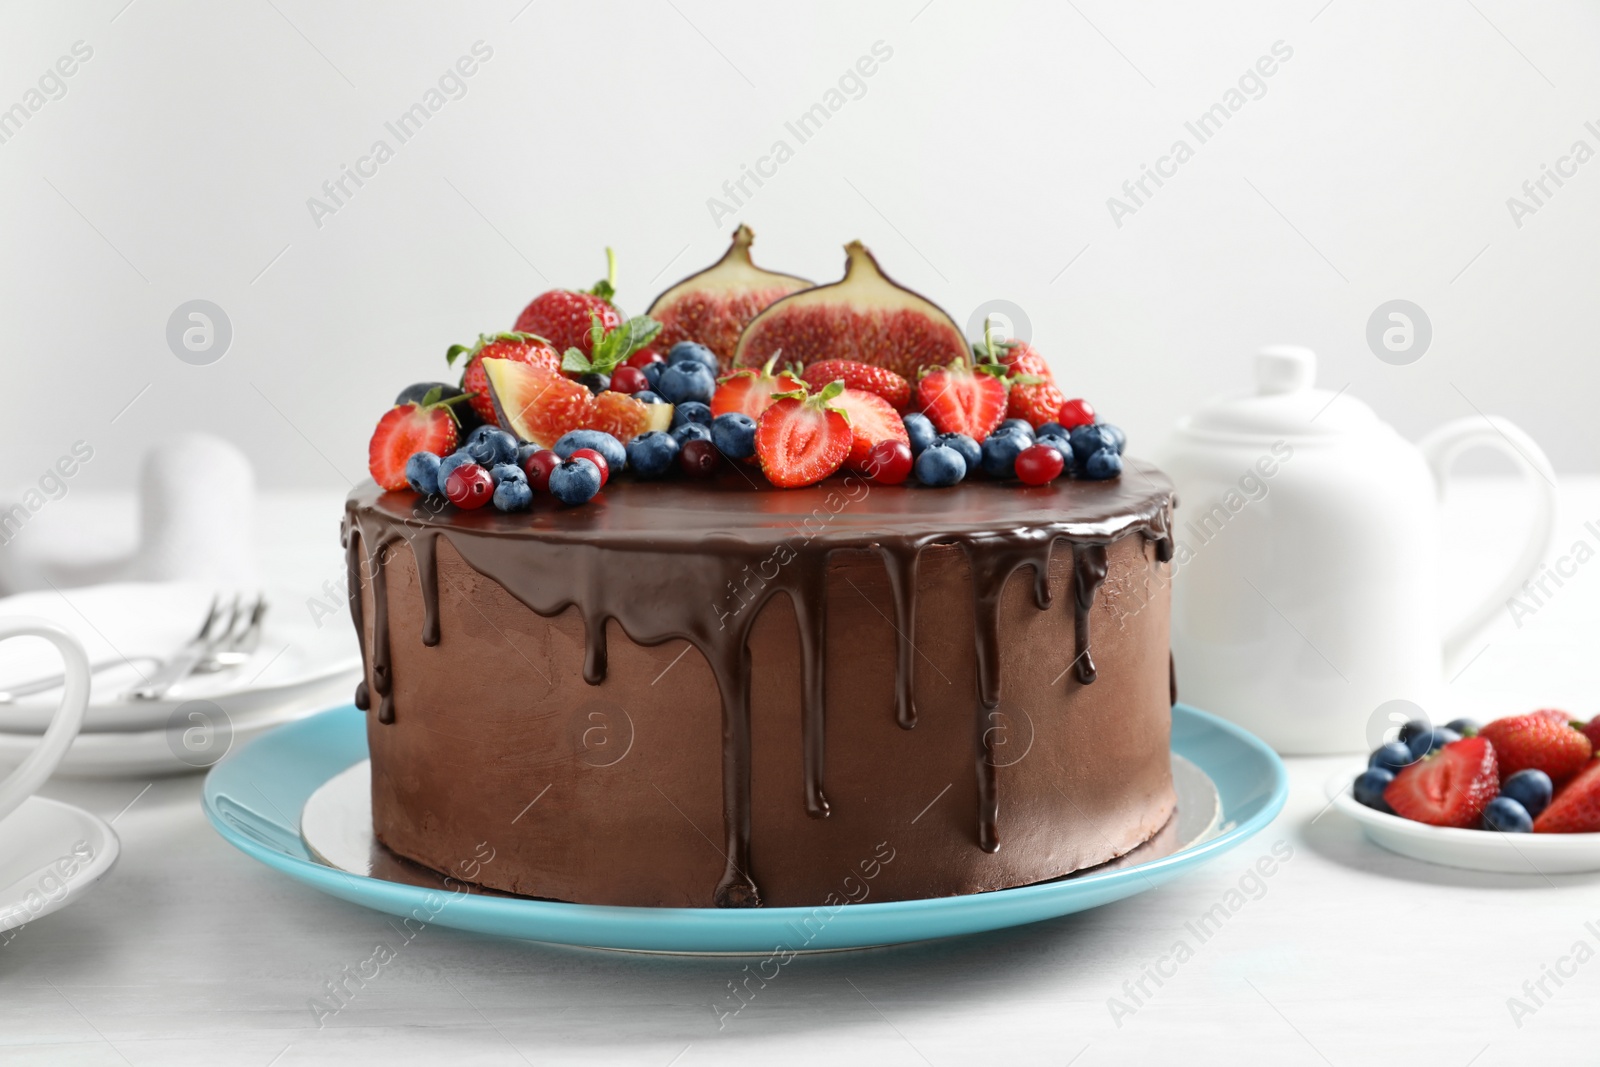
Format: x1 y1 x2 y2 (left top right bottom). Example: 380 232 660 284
3 0 1597 492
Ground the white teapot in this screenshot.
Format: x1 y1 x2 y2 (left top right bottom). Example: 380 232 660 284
1157 346 1557 754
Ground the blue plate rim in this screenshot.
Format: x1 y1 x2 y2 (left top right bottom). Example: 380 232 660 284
203 702 1287 945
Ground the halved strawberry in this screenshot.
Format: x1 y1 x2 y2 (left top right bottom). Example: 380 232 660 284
587 390 650 443
755 381 851 489
1383 735 1499 828
449 332 562 424
482 358 596 449
1480 709 1592 784
832 387 909 470
915 357 1008 442
801 359 911 411
367 389 461 491
1534 758 1600 833
712 354 803 420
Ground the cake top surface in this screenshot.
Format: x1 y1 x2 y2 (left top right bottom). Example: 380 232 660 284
347 459 1172 552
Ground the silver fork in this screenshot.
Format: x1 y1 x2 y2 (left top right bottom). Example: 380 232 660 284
194 596 267 673
125 594 245 701
0 655 160 705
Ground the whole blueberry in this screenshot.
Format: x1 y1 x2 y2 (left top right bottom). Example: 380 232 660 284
554 429 626 472
642 362 665 391
979 432 1029 479
667 341 720 373
577 371 610 395
903 412 937 455
625 430 680 478
1083 447 1123 480
658 362 716 405
548 459 603 505
436 449 476 488
1352 768 1395 813
404 452 442 495
464 425 518 468
672 422 713 446
1099 422 1127 454
489 462 525 486
516 443 542 468
711 412 757 460
492 478 533 511
1069 423 1113 465
997 418 1035 441
635 390 665 404
1035 433 1076 470
1406 726 1461 760
1481 795 1534 833
1397 719 1432 745
1369 741 1415 774
1445 717 1480 736
1036 421 1067 439
672 401 713 429
914 444 967 487
935 433 981 475
1499 769 1553 817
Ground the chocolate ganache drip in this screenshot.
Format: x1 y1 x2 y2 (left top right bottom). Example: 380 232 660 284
343 464 1174 907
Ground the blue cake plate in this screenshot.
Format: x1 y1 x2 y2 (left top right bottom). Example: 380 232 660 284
203 703 1285 954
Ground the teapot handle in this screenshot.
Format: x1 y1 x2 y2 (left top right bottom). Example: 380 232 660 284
1417 416 1558 670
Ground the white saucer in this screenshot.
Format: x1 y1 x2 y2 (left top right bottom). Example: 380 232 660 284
1330 769 1600 874
0 795 119 936
0 680 348 778
0 582 361 734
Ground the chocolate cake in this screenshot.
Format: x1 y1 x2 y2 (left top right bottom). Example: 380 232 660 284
341 460 1178 908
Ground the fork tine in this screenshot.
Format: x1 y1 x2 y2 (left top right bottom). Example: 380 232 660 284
195 595 222 640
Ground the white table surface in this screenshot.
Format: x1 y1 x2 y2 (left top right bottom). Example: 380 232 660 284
6 477 1600 1066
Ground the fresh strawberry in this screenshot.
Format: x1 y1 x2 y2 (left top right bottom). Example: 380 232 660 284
448 332 562 424
1383 735 1500 828
513 248 624 356
755 381 851 489
367 389 461 491
1584 717 1600 752
1534 758 1600 832
1480 709 1592 784
712 355 803 420
832 387 909 470
1007 377 1067 429
996 339 1055 383
587 391 650 443
916 358 1008 442
481 359 596 449
801 359 911 411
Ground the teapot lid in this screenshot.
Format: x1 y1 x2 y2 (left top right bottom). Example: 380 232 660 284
1179 346 1379 439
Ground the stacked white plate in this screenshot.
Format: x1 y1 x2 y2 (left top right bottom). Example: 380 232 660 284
0 582 361 777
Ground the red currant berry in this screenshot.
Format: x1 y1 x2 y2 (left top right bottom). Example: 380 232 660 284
523 449 561 492
1057 398 1096 429
864 439 913 485
609 366 648 395
1014 444 1065 486
569 447 610 487
626 348 666 369
443 463 494 509
679 438 719 478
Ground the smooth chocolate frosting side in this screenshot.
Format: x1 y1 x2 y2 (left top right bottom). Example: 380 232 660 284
342 461 1176 908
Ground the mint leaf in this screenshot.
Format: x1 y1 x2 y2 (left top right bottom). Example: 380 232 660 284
562 347 593 374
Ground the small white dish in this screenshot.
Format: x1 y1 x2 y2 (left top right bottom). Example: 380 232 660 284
1330 770 1600 874
0 683 348 778
0 582 360 734
0 795 119 935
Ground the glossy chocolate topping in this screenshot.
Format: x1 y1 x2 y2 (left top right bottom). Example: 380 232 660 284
343 460 1174 907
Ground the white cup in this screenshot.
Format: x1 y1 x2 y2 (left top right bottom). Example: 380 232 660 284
0 617 89 820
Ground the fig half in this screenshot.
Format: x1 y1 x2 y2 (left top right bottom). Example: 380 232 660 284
732 241 969 380
646 225 812 371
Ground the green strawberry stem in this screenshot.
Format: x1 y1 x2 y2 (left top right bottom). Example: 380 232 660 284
587 247 618 301
772 378 850 422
